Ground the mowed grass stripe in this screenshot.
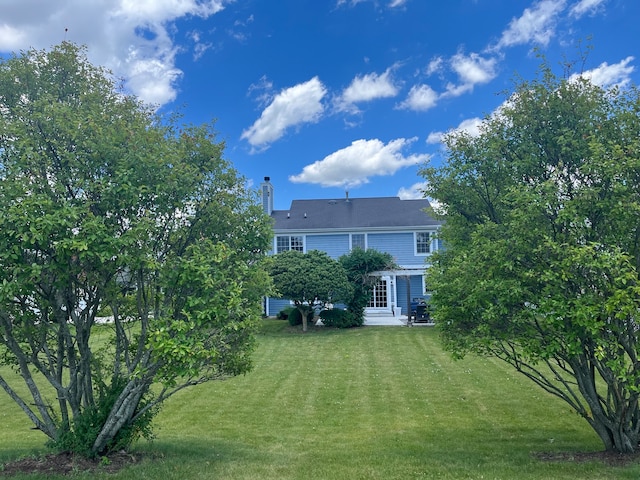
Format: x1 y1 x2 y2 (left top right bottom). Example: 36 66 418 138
1 320 638 479
152 322 628 479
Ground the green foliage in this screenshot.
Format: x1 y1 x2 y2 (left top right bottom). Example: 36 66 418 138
319 308 359 328
422 60 640 453
0 42 272 456
270 250 352 331
50 377 157 458
286 306 314 327
339 248 396 323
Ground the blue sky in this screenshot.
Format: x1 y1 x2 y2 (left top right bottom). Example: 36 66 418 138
1 0 638 210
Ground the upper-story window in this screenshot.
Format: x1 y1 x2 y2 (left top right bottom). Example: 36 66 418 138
351 233 366 251
415 232 431 255
276 235 304 253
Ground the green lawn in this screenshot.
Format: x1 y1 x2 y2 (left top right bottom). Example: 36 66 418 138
1 320 639 479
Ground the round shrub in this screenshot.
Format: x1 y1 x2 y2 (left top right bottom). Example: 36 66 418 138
319 308 360 328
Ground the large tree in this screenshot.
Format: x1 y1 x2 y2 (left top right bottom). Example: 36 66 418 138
0 43 272 456
270 250 352 332
422 64 640 453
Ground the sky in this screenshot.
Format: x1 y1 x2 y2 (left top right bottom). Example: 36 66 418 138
1 0 638 210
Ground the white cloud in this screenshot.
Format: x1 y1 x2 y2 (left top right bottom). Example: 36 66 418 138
193 40 213 61
241 77 327 150
397 182 443 214
427 117 483 145
398 182 427 200
441 52 498 98
247 75 276 108
336 0 406 8
430 54 633 148
116 0 223 21
426 131 444 145
570 56 635 88
336 68 399 112
398 84 438 111
451 52 497 85
0 23 28 51
569 0 607 18
127 55 184 105
454 117 484 137
0 0 230 106
442 82 473 98
426 56 444 76
494 0 567 50
336 0 366 6
289 137 430 188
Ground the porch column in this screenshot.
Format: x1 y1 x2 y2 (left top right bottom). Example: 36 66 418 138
390 275 396 310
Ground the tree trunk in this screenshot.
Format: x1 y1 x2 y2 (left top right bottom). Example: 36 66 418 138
572 357 640 454
589 418 639 454
298 306 308 332
91 378 151 454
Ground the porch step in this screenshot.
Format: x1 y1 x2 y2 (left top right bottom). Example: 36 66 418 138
366 311 395 317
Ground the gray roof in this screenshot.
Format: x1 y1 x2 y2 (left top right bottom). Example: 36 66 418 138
272 197 441 231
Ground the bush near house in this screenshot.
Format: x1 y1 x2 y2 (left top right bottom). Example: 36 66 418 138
338 248 396 324
284 306 314 327
319 308 359 328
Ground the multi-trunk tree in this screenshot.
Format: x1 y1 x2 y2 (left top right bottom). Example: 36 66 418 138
423 63 640 453
0 43 272 456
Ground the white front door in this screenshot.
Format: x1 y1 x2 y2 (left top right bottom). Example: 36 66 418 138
367 277 390 312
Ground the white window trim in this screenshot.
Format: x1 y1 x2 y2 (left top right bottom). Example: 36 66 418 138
414 231 435 256
275 234 306 253
350 233 367 251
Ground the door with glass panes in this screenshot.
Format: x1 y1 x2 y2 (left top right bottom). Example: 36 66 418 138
367 277 390 312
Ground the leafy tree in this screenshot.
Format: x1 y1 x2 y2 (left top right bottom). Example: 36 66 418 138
0 43 272 456
270 250 352 332
339 248 396 326
422 63 640 454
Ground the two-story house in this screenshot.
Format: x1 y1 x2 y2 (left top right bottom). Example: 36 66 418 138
261 177 442 318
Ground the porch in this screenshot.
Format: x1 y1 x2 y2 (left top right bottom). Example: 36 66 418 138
363 311 434 326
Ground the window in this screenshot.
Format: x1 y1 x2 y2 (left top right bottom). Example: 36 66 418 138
276 235 304 253
415 232 431 255
351 233 366 250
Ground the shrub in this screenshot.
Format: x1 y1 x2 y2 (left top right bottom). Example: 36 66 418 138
50 377 157 457
338 248 395 324
319 309 360 328
286 306 314 327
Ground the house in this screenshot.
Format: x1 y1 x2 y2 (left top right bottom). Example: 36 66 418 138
261 177 442 318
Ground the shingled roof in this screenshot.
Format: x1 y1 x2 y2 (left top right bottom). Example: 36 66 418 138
272 197 441 231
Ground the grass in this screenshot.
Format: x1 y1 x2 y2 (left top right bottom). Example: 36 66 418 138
1 319 639 479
